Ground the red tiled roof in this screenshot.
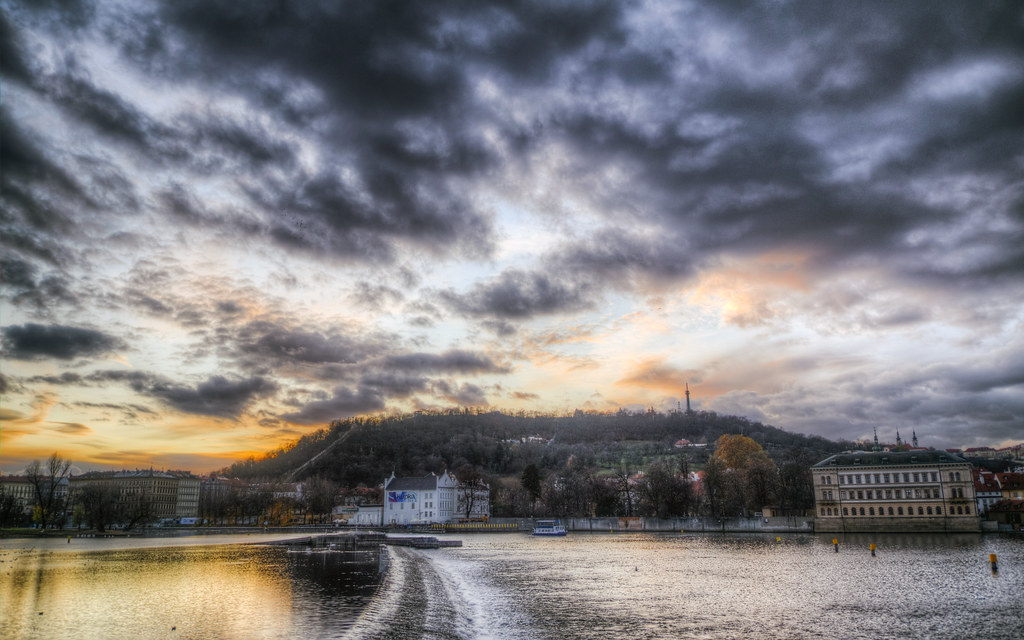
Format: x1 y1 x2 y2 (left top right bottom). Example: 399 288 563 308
988 499 1024 512
996 473 1024 490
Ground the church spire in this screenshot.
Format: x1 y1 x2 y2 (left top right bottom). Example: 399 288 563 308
912 429 918 448
872 427 881 452
896 429 902 446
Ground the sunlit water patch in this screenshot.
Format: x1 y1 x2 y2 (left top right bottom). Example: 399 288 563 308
0 540 380 640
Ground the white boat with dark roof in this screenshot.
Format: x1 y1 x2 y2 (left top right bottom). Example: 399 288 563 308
532 520 567 536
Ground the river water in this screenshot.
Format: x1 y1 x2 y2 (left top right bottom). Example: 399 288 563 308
2 532 1021 639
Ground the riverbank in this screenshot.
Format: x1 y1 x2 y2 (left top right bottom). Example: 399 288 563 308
467 515 815 533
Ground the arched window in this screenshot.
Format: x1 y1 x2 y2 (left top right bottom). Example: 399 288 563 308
936 506 941 515
820 508 826 516
888 507 894 515
897 507 903 515
918 507 924 515
859 507 865 516
842 507 848 516
926 507 933 515
957 506 963 514
964 506 970 515
869 507 875 516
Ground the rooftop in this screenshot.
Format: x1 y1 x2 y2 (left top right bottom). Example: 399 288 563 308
812 450 969 469
386 473 443 491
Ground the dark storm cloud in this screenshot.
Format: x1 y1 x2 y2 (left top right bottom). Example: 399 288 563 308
499 2 1024 290
31 63 296 177
84 369 277 418
0 373 25 395
0 109 85 221
146 375 278 418
282 386 385 425
40 68 174 155
2 324 127 361
359 371 430 398
27 372 86 386
0 11 34 84
350 282 405 310
0 257 37 290
441 270 595 320
380 350 509 375
103 1 618 264
234 323 381 366
553 229 698 289
432 380 489 407
180 112 298 171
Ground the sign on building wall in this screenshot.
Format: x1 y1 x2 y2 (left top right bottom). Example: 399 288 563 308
388 491 417 503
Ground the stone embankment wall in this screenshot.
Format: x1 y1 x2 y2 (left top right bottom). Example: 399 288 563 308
489 516 813 533
813 516 981 533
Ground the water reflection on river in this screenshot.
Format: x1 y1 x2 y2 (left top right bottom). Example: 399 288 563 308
2 532 1022 639
0 535 380 640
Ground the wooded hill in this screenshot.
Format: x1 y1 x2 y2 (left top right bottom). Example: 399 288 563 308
221 408 848 489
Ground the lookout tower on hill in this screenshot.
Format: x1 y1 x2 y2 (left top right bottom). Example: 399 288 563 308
685 383 693 414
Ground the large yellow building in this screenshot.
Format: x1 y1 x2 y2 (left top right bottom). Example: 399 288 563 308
71 469 199 522
812 451 979 533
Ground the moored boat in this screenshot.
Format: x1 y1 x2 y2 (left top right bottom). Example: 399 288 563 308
531 520 567 536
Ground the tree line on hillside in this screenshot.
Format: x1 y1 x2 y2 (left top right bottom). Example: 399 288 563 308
490 435 818 519
216 410 842 519
222 409 845 486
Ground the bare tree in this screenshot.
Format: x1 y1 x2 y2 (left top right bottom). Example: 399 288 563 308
0 488 23 528
26 453 72 530
75 482 123 533
614 467 637 517
303 476 338 524
455 465 487 520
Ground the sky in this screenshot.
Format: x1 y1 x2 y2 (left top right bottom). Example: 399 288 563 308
2 0 1023 475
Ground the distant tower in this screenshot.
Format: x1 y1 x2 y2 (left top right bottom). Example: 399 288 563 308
912 430 918 448
872 427 881 452
896 429 902 446
685 383 692 414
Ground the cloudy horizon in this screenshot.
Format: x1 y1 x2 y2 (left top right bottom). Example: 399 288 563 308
2 0 1023 474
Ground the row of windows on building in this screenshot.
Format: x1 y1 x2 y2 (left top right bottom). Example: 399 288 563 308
819 505 972 517
822 471 964 486
822 487 965 500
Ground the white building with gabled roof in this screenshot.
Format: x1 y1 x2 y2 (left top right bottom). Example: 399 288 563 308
383 470 458 526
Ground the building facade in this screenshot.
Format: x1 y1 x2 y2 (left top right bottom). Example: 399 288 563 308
383 470 490 525
71 469 200 523
996 473 1024 500
383 471 458 526
973 468 1003 516
812 451 979 533
0 475 40 519
169 471 200 518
